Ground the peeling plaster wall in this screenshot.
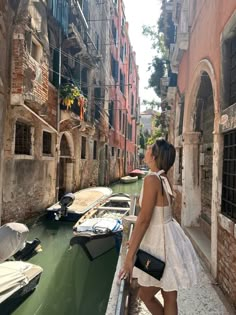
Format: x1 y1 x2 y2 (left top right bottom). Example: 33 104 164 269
1 1 57 223
0 1 16 224
2 107 57 223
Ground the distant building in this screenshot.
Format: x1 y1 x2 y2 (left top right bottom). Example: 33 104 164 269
140 109 158 135
0 0 139 223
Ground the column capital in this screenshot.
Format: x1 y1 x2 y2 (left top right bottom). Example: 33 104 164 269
182 132 202 145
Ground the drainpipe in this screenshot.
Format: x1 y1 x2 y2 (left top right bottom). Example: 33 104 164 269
55 27 62 202
124 109 127 174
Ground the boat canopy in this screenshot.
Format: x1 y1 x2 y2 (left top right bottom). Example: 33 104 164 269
0 261 42 303
0 223 29 262
75 218 123 234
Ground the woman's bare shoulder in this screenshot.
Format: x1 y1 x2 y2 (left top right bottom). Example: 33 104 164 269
144 174 162 191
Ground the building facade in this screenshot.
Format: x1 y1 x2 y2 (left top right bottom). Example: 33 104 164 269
161 0 236 307
108 0 140 182
0 0 139 223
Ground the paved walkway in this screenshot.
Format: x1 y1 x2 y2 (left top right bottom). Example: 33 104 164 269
128 262 235 315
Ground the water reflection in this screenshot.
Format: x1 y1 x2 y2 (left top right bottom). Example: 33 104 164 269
12 221 118 315
11 180 143 315
110 179 143 196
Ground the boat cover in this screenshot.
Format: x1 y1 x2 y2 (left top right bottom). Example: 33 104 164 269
0 223 29 262
0 261 42 303
75 218 123 234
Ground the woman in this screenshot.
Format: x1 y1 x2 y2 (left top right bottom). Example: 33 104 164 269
119 139 199 315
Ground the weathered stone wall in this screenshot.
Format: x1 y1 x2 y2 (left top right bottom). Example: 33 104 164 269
3 106 57 223
1 1 58 223
0 1 17 224
200 94 214 231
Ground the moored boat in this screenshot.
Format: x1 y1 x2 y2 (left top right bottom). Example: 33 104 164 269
129 169 145 178
46 186 113 221
120 175 138 183
0 223 43 313
70 193 131 260
139 165 149 175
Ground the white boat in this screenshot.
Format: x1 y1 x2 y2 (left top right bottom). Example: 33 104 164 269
46 186 113 221
70 193 131 260
0 223 43 313
120 175 138 184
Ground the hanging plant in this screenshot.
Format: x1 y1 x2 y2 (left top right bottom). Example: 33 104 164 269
60 84 81 109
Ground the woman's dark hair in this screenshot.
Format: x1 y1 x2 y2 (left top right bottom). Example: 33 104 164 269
151 139 176 173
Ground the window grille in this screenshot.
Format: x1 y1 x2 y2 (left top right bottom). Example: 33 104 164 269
81 136 86 159
93 141 97 160
117 148 120 157
15 122 31 155
222 131 236 221
111 147 115 157
43 131 52 155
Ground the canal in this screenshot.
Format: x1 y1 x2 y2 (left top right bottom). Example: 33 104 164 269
11 180 143 315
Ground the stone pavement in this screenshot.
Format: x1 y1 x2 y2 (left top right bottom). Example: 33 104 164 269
128 262 235 315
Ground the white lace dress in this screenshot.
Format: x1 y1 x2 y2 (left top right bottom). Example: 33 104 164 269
133 170 200 292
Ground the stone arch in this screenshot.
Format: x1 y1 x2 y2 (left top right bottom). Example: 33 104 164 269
184 59 219 134
59 132 74 158
182 59 220 278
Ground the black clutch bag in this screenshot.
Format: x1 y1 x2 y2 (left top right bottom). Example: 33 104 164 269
134 249 165 280
134 172 170 281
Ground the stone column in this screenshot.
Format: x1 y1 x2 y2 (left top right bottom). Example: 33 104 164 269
182 132 202 227
211 128 223 278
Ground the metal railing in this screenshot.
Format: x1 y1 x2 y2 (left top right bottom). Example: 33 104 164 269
106 194 138 315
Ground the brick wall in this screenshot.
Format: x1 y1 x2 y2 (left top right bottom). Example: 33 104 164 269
11 33 50 112
217 223 236 308
47 84 57 129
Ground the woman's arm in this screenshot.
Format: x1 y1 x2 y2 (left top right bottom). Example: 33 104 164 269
119 175 159 280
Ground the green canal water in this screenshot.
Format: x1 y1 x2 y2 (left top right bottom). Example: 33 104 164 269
12 180 143 315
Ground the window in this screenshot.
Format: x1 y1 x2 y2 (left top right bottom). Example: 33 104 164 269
94 88 101 120
119 110 122 130
117 148 120 157
109 101 114 128
15 122 32 155
105 144 108 159
120 70 125 94
122 113 126 134
112 21 118 45
111 147 115 157
111 54 118 82
43 131 52 155
131 93 134 115
81 136 86 159
222 131 236 220
120 45 124 62
128 123 132 141
95 32 99 53
25 32 42 63
93 140 97 160
229 37 236 106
